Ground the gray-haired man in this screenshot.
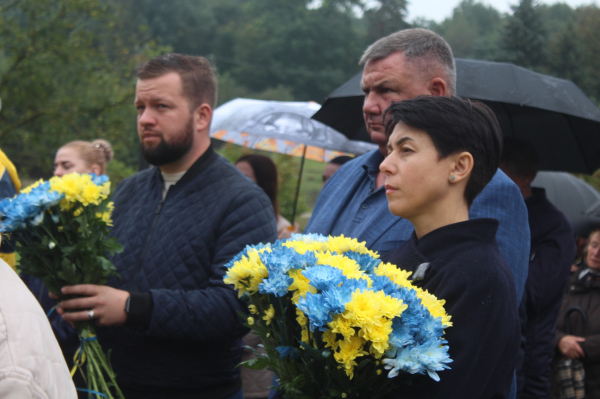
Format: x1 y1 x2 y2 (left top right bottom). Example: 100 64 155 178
300 28 529 398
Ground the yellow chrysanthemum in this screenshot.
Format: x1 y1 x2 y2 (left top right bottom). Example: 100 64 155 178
360 319 393 358
283 240 325 254
248 304 258 314
316 252 371 284
334 336 368 379
374 262 413 288
328 314 355 340
263 304 275 325
78 182 104 206
295 308 311 344
416 288 453 328
73 207 83 217
325 235 379 258
288 269 317 303
343 290 406 334
322 328 339 351
223 249 268 297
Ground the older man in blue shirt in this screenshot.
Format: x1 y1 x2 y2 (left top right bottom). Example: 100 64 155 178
270 28 529 399
307 28 529 304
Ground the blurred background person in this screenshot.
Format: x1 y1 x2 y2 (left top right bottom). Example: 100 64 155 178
236 154 299 240
552 229 600 398
21 138 113 398
0 256 77 398
54 139 113 177
500 138 575 398
322 155 352 187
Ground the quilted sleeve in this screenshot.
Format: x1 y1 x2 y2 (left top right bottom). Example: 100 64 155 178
469 169 530 305
146 187 278 341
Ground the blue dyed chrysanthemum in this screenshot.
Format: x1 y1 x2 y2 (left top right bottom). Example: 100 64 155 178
296 292 331 331
0 183 63 232
343 251 381 273
302 265 345 292
223 242 272 269
260 243 317 273
259 269 293 297
383 337 452 380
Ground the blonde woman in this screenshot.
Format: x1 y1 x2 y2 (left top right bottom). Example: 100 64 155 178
54 139 113 177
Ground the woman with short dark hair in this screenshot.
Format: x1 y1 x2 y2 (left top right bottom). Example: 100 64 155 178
380 96 519 398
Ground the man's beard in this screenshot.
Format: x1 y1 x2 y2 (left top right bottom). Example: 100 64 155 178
141 118 194 166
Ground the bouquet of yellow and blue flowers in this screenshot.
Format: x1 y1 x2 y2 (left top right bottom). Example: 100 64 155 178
0 173 124 399
224 234 453 399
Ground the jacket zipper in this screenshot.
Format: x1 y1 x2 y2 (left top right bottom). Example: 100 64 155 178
130 199 164 286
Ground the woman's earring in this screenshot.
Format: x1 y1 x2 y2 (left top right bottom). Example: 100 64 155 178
449 175 455 182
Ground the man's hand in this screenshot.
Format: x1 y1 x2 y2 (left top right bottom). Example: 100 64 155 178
559 335 586 359
54 285 130 327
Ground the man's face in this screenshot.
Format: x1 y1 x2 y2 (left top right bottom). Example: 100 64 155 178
135 72 194 166
361 52 433 151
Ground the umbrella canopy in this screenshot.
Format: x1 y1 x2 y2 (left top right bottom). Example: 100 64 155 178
312 58 600 174
211 98 376 162
531 171 600 237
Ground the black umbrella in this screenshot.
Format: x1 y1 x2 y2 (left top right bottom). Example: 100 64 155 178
312 58 600 174
531 171 600 237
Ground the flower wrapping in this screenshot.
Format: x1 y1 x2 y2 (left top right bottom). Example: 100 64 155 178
0 173 124 399
224 234 453 399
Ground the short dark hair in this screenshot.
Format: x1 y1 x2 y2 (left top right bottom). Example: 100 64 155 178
501 138 539 180
384 96 503 207
329 155 353 166
137 53 217 110
236 154 279 216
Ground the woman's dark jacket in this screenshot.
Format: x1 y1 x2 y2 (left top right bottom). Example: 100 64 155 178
551 267 600 398
382 219 520 399
98 147 278 398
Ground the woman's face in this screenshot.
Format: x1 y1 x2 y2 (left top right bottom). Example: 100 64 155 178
380 122 454 220
236 161 257 183
54 147 95 177
586 232 600 270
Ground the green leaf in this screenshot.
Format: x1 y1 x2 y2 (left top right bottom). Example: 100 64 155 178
238 357 269 370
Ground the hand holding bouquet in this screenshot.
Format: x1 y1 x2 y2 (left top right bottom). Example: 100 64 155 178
224 234 453 399
0 173 124 399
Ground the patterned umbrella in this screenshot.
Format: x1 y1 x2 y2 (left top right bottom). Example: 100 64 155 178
211 98 376 162
211 99 378 225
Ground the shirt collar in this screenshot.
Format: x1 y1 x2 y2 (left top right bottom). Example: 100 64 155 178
361 149 385 181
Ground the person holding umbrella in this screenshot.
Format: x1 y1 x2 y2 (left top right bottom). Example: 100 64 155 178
500 138 576 398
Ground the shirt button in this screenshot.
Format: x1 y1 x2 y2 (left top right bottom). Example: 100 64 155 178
362 204 369 209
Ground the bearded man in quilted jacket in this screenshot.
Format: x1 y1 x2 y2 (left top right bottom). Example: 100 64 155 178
55 53 278 399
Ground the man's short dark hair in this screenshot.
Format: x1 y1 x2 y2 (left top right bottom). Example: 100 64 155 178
501 138 540 180
137 53 217 110
384 96 503 207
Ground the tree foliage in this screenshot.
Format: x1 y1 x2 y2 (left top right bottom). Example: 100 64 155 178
4 0 600 193
0 0 162 178
499 0 548 69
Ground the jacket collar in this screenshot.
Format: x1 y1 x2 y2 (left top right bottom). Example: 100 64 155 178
153 145 218 186
406 219 500 266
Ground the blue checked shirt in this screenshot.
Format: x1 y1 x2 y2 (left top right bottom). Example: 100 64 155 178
306 149 530 304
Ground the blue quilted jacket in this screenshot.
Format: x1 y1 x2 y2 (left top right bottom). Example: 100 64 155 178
97 147 278 398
